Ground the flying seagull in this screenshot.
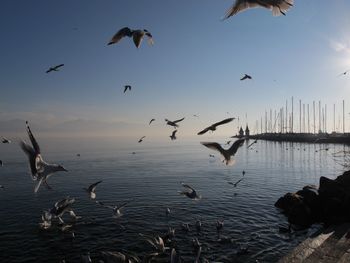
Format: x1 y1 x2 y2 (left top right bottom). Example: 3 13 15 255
20 121 68 193
170 130 177 140
228 178 244 187
240 74 252 81
201 139 245 165
96 200 132 218
1 137 11 144
83 180 102 199
138 136 146 143
149 118 155 125
179 183 201 200
108 27 154 48
45 197 78 225
124 85 131 93
46 64 64 73
224 0 294 19
165 117 185 128
197 118 235 135
338 70 350 77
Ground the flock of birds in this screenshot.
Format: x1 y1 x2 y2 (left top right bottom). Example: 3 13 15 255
2 119 248 262
1 1 300 262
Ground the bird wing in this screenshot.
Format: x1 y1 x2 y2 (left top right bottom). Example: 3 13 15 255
124 86 128 93
227 139 245 156
181 183 195 192
55 64 64 69
117 201 131 210
88 180 102 192
200 142 226 157
173 117 185 123
19 140 38 177
144 30 154 45
149 119 155 125
212 118 234 128
234 178 244 186
224 0 260 19
172 130 177 136
197 126 211 135
46 68 52 73
26 121 40 154
108 27 132 45
132 30 145 48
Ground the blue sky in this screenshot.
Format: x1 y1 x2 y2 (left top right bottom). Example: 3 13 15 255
1 0 350 136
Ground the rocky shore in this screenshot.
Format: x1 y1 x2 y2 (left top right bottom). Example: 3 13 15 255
275 170 350 227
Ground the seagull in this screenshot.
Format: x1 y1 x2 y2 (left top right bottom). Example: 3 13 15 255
39 211 52 229
1 137 11 144
83 180 102 199
165 117 185 128
242 170 246 176
20 121 68 193
108 27 154 48
138 136 146 143
193 114 199 118
124 85 131 93
201 138 245 165
240 74 252 81
96 200 132 218
170 130 177 140
338 70 350 76
101 251 140 263
48 197 78 224
46 64 64 73
179 183 201 200
76 153 81 157
224 0 294 19
228 178 243 187
149 118 155 125
139 233 169 253
197 118 235 135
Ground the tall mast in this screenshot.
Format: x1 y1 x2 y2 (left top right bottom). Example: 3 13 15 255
313 101 316 134
307 104 310 133
291 96 294 133
299 99 302 133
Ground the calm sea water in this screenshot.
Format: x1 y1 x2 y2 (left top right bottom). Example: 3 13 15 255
0 137 349 263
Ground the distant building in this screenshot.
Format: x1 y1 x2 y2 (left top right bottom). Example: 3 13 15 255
245 125 250 137
239 127 244 137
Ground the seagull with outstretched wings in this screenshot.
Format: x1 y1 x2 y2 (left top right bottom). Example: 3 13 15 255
46 64 64 73
197 118 235 135
165 117 185 128
108 27 154 48
201 139 244 165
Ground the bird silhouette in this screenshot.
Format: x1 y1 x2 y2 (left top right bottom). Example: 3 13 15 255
224 0 294 19
170 130 177 140
165 117 185 128
338 70 350 76
83 180 102 199
124 85 131 93
108 27 154 48
198 118 235 135
240 74 252 81
20 121 68 193
228 178 244 187
201 139 245 165
149 118 155 125
46 64 64 73
138 136 146 143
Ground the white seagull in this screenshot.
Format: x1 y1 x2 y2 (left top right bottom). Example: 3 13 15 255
201 138 245 165
224 0 294 19
20 121 68 193
96 200 132 218
108 27 154 48
83 180 102 199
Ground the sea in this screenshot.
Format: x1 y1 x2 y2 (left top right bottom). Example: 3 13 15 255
0 137 349 263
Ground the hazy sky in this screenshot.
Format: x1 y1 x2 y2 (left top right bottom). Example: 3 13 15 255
1 0 350 136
